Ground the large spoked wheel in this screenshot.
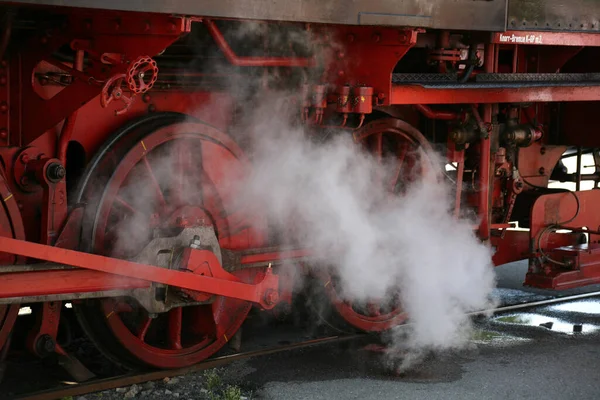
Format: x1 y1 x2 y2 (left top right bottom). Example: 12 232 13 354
0 173 26 353
312 117 437 333
73 113 266 369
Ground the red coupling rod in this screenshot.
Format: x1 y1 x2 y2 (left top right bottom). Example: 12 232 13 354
0 237 278 308
203 19 315 67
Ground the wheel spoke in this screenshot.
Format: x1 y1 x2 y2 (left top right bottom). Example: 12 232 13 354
373 133 383 162
137 316 153 341
170 139 198 207
390 141 412 191
115 195 139 215
322 118 430 332
142 155 167 209
167 308 183 350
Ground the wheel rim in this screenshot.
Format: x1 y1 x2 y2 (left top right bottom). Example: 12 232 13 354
0 173 26 349
321 118 436 332
0 305 18 350
76 116 266 368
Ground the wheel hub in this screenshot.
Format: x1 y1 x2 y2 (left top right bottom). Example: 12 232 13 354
128 223 223 314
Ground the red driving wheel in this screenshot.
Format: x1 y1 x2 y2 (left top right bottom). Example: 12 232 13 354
313 117 436 332
74 113 267 369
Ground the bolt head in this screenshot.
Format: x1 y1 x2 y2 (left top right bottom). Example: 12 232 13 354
264 289 279 306
47 163 66 182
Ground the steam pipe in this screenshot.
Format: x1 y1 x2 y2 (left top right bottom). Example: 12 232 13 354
57 49 84 165
459 44 477 83
203 19 315 68
414 104 459 120
0 10 14 63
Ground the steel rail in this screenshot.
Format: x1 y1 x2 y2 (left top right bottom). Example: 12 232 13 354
13 290 600 400
469 290 600 316
14 334 365 400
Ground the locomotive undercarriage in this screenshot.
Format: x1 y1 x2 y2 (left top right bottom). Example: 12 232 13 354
0 4 600 373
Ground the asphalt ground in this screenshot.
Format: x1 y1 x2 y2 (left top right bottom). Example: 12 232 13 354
215 260 600 400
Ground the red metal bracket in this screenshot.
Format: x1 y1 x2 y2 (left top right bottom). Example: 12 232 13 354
525 190 600 289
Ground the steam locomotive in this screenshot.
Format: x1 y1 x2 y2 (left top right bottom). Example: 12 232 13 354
0 0 598 373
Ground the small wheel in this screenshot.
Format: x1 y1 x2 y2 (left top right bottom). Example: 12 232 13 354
311 117 436 333
74 113 267 369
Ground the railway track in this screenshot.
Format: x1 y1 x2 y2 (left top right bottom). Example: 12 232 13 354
13 290 600 400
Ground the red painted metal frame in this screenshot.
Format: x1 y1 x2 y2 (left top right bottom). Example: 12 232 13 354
9 12 191 146
323 26 419 106
525 190 600 289
490 229 580 266
390 85 600 105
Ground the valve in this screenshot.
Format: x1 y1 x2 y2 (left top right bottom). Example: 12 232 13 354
101 56 158 116
100 74 131 116
126 56 159 95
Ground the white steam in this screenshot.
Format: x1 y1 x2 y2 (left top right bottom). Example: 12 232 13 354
228 95 497 354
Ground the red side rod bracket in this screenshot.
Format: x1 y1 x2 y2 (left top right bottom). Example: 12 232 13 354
203 19 315 67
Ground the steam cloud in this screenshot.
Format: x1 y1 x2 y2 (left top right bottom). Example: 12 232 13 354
227 94 497 359
194 22 497 366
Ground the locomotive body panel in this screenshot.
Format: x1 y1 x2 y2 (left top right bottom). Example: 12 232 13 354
5 0 508 30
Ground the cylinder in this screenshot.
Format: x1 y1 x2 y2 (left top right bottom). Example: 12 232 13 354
336 86 352 113
353 86 373 114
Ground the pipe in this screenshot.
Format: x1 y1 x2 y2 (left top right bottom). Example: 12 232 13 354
0 10 14 63
204 19 315 68
576 146 582 191
57 49 84 165
414 104 459 120
478 43 495 240
459 44 477 83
